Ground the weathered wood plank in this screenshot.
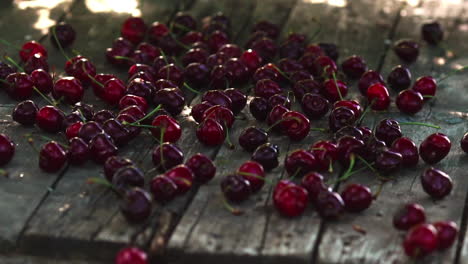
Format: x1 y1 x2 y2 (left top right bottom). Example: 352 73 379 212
0 254 101 264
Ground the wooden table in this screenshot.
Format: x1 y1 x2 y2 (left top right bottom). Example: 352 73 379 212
0 0 467 263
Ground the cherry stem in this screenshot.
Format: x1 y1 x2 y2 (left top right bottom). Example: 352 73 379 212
51 25 70 61
271 64 291 82
266 116 301 132
422 95 434 99
237 171 273 185
170 21 192 34
33 86 57 106
399 122 441 129
310 18 322 41
129 105 162 125
160 49 169 64
82 62 104 88
310 127 328 132
183 82 201 94
372 181 384 200
71 49 81 56
224 122 235 150
336 154 356 182
437 65 468 83
357 100 374 125
4 55 24 72
328 158 334 173
39 135 69 149
221 196 243 216
289 167 302 181
159 126 165 170
330 71 343 101
113 56 135 62
356 155 378 174
0 38 16 50
310 147 326 151
86 177 123 197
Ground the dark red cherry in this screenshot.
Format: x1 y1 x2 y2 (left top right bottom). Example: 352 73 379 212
77 121 104 143
50 22 76 48
273 183 309 217
0 62 16 81
310 56 337 78
202 90 232 109
278 58 303 74
89 133 118 164
115 247 148 264
221 174 251 203
104 156 134 182
93 109 116 125
62 112 84 129
67 58 96 85
387 65 411 91
150 175 178 203
337 136 365 166
152 55 175 73
224 88 246 115
420 133 451 164
434 221 458 250
224 58 249 85
0 134 15 166
268 94 291 110
117 114 141 138
182 48 208 66
157 64 184 87
254 79 282 99
184 62 209 87
128 64 156 79
68 137 89 165
121 17 147 44
367 83 390 111
153 88 185 116
396 89 423 114
196 118 225 146
238 161 265 193
249 97 269 121
148 21 169 43
152 143 184 172
181 31 203 46
64 55 84 75
252 66 279 83
284 149 317 177
341 55 367 79
240 49 262 74
251 37 277 62
322 79 348 102
328 106 356 132
102 119 130 146
252 21 280 39
126 78 154 102
311 140 338 172
334 126 364 142
238 127 268 152
207 30 229 53
151 115 181 143
36 106 65 133
318 43 339 61
206 52 230 69
19 41 47 62
190 101 214 123
186 153 216 184
394 39 420 63
66 121 83 140
113 166 145 191
209 64 229 90
164 165 194 194
171 12 197 34
202 105 234 129
136 43 161 63
421 167 452 199
304 44 325 57
267 105 289 133
333 100 362 119
281 111 310 141
422 21 444 45
119 94 148 113
102 78 126 105
403 224 438 258
24 53 49 74
301 172 328 203
252 143 279 171
12 100 38 126
391 137 419 167
461 133 468 153
92 73 116 98
412 76 437 100
375 119 402 146
315 190 345 220
53 77 84 104
30 69 52 93
358 126 373 142
39 141 68 172
292 79 322 101
393 203 426 230
341 183 372 212
375 149 402 174
360 136 386 162
120 188 152 223
5 72 34 100
358 70 385 95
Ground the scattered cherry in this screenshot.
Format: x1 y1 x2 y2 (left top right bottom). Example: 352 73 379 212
421 167 452 199
393 203 426 230
252 143 279 171
238 161 265 193
273 182 309 217
0 134 15 166
434 221 458 250
221 174 251 203
419 133 451 164
393 40 420 63
403 224 438 258
391 137 419 167
12 100 38 126
341 183 372 212
387 65 411 91
120 187 152 223
39 141 68 172
152 142 184 171
115 247 148 264
185 153 216 183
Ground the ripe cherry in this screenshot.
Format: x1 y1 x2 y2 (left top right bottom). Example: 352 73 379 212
202 91 232 109
196 118 225 146
92 73 116 98
102 78 126 105
238 161 265 193
284 149 316 177
190 102 214 123
393 203 426 230
251 37 277 62
252 20 280 39
93 110 116 125
421 167 452 199
341 55 367 79
461 132 468 153
120 187 152 223
422 21 444 45
240 49 262 74
50 22 76 48
103 119 131 146
394 40 420 63
301 172 328 203
322 79 347 102
126 78 154 102
19 41 47 62
224 88 247 115
151 115 181 143
391 137 419 167
254 79 282 99
152 143 184 172
12 100 38 126
5 72 34 100
39 141 68 172
420 133 451 164
249 97 269 121
403 224 438 258
337 136 365 166
66 122 83 140
78 121 104 143
301 94 329 120
53 77 84 104
412 76 437 100
36 106 65 133
68 137 89 165
328 106 356 132
184 62 209 87
186 153 216 183
281 111 310 141
318 43 339 61
396 89 424 114
434 221 458 250
252 143 279 171
367 83 390 111
121 17 147 44
315 190 345 219
375 119 402 147
30 69 53 93
150 175 178 203
153 88 185 116
292 79 321 100
387 65 411 91
89 133 118 164
165 165 194 194
267 104 289 133
171 12 197 34
375 149 402 174
311 140 338 172
202 105 235 129
341 183 372 212
0 134 15 166
238 126 268 152
112 166 145 191
221 174 251 203
115 247 148 264
358 70 384 95
311 56 337 78
273 183 309 217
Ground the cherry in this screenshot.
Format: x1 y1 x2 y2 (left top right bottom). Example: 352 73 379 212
29 69 52 94
119 94 148 113
238 161 265 193
221 174 251 202
101 78 126 105
251 37 277 62
115 247 148 264
315 190 345 220
0 134 15 166
89 133 118 164
19 41 47 62
24 53 49 74
92 74 116 98
63 112 84 129
150 175 178 203
367 83 390 111
164 165 194 194
240 49 262 74
412 76 437 100
136 43 160 62
267 105 289 133
360 136 386 162
461 132 468 153
93 110 116 125
182 48 208 66
67 58 96 85
152 142 184 172
103 157 134 182
422 21 444 45
333 100 362 119
157 64 184 87
358 70 385 95
148 21 169 42
0 62 16 81
252 66 279 83
335 126 363 141
249 97 269 121
387 65 411 91
128 64 156 79
153 88 185 116
150 115 181 143
299 94 328 120
254 79 282 99
5 72 34 100
292 79 321 100
396 89 423 114
341 183 372 212
125 78 154 102
77 121 104 142
206 52 230 70
311 140 338 172
36 106 65 133
52 77 84 104
184 62 209 87
252 143 279 171
375 149 402 174
434 221 458 250
121 17 147 44
181 31 203 46
322 79 348 102
421 167 452 199
375 119 402 147
68 137 89 165
190 102 213 123
304 44 325 57
103 119 131 146
120 187 152 223
341 55 367 79
284 149 316 177
224 88 246 115
224 58 249 85
12 100 38 126
337 136 365 166
117 114 141 138
403 224 438 258
278 58 303 74
238 126 268 152
66 122 83 140
328 106 356 132
391 137 419 167
420 133 451 164
202 105 235 129
311 56 337 78
393 203 426 230
152 56 175 73
301 172 328 203
196 118 225 146
39 141 68 172
207 30 229 53
281 111 310 141
171 12 197 34
50 22 76 48
273 183 309 217
318 43 339 61
185 153 216 184
268 94 291 110
252 21 280 39
112 166 145 191
359 126 373 142
394 40 420 63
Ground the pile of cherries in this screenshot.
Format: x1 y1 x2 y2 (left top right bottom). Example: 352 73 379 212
0 10 466 263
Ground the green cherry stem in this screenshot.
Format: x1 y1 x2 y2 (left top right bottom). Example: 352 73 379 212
130 105 162 125
335 154 356 183
237 171 274 185
86 177 123 197
4 55 24 72
183 82 202 94
51 25 70 61
331 71 343 101
33 86 58 106
357 100 375 125
266 116 301 132
221 196 243 216
113 56 135 63
399 122 441 129
310 18 322 41
310 127 328 132
437 65 468 83
224 121 235 150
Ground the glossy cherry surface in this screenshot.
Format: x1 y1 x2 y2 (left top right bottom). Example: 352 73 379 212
393 203 426 230
403 224 438 258
421 167 452 199
419 133 451 164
